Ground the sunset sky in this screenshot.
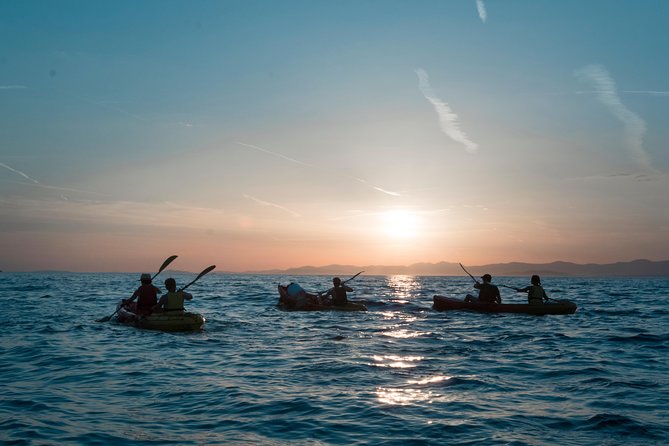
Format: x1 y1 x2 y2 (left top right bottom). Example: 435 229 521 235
1 1 668 272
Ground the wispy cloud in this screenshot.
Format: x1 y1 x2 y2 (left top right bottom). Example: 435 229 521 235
328 207 452 222
353 178 402 197
243 194 301 218
622 90 669 97
575 64 653 171
415 68 478 154
0 85 28 90
476 0 487 23
0 161 41 184
1 161 99 196
237 142 312 167
563 171 667 183
237 142 402 196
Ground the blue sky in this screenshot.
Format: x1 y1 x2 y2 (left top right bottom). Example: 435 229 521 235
1 1 668 272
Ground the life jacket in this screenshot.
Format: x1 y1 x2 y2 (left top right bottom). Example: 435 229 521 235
165 291 186 311
528 285 545 304
332 286 348 306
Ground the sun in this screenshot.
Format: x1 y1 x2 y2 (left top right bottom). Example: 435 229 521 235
381 209 419 239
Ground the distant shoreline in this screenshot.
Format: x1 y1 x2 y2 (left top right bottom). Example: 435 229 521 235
9 259 669 277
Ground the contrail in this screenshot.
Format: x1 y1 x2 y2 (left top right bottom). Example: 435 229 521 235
354 178 401 197
0 161 41 184
237 142 402 196
243 194 301 217
416 68 479 154
476 0 487 23
1 161 101 196
0 85 28 90
576 64 652 171
622 90 669 97
237 141 312 167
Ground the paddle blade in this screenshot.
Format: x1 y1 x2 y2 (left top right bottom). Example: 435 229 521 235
180 265 216 291
196 264 216 280
158 255 178 273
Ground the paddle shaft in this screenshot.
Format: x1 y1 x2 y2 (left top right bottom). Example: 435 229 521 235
344 270 364 284
318 270 364 295
459 263 479 284
500 283 559 303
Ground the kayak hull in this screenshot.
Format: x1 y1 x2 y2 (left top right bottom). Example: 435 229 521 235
277 285 367 311
433 295 577 315
116 303 205 331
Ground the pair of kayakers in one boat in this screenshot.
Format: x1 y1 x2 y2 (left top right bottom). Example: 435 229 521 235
124 275 193 315
281 277 353 308
464 273 550 305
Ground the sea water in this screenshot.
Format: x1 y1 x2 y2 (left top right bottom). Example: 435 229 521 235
0 273 667 445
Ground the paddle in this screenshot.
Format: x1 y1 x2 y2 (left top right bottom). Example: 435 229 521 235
459 263 479 284
138 264 216 319
96 255 178 322
179 264 216 291
499 283 560 303
317 270 364 296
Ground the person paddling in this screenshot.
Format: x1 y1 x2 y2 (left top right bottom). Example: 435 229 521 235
464 273 501 304
323 277 353 306
515 275 549 304
125 273 161 316
153 278 193 314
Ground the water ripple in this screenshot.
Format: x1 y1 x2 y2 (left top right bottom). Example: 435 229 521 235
1 274 668 445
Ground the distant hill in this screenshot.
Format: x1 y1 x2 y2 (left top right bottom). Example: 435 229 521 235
243 259 669 277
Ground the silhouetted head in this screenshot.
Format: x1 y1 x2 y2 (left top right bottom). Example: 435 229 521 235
481 274 492 283
164 277 177 291
531 275 541 285
333 277 342 286
140 273 152 284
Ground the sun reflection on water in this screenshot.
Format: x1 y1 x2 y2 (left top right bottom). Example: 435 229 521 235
371 354 424 368
385 275 421 302
375 375 453 406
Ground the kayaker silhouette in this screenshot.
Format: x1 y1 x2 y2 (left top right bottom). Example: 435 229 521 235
125 273 161 316
322 277 353 306
514 275 549 304
154 278 193 314
464 273 501 304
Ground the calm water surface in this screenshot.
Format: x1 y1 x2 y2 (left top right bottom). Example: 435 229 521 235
1 273 667 445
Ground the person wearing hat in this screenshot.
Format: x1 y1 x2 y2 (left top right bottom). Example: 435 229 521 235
464 273 501 304
125 273 162 316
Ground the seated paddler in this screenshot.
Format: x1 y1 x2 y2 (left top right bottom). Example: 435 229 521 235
322 277 353 306
515 275 549 304
153 277 193 314
464 273 501 304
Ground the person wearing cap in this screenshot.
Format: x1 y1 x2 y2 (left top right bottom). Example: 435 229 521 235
125 273 162 316
322 277 353 306
153 277 193 314
514 275 549 304
465 273 501 304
